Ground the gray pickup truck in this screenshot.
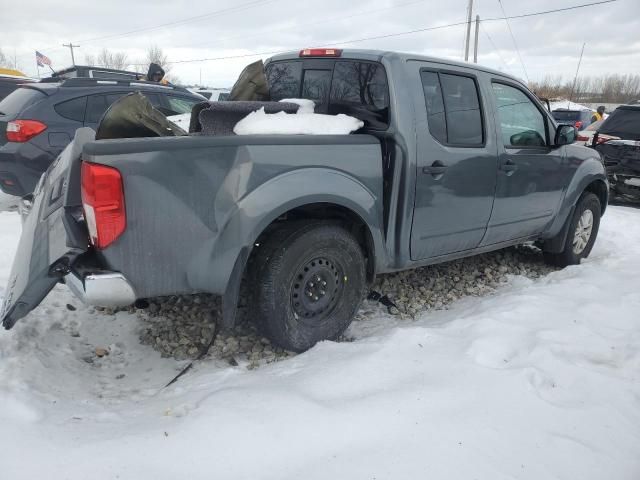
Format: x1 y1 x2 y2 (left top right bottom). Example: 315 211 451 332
1 49 608 352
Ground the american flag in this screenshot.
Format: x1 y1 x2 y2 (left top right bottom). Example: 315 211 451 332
35 51 51 67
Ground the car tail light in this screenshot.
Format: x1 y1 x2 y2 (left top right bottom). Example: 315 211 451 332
6 120 47 142
574 121 583 130
81 162 126 249
576 134 590 142
299 48 342 57
593 133 620 146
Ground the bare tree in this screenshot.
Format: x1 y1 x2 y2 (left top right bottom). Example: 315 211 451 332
144 45 179 82
0 48 18 70
529 74 640 104
84 49 129 70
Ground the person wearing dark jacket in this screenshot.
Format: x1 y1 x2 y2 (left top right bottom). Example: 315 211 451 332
147 63 167 84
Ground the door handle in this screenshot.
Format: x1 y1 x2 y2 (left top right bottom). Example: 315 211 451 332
500 160 518 175
423 160 448 177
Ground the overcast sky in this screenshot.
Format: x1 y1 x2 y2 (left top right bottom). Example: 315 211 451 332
2 0 638 87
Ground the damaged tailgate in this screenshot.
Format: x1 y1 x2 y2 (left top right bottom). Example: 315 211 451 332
1 128 94 329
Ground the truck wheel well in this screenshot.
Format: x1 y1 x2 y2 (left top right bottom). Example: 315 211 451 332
250 203 376 283
585 179 608 215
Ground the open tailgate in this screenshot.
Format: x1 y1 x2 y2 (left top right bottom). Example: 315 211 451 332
1 128 93 329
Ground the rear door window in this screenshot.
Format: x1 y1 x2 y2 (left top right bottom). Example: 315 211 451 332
421 71 483 146
0 88 45 116
54 96 87 122
439 73 483 145
85 92 127 123
420 71 447 144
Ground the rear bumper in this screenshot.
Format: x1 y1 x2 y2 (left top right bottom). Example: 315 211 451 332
64 270 137 307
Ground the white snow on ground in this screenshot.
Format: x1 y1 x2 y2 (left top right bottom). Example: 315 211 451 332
0 207 639 480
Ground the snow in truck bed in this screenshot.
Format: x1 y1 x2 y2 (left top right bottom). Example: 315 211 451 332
0 206 639 480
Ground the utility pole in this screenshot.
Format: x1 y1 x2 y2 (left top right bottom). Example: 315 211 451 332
464 0 474 61
473 15 480 63
569 43 586 104
62 43 80 66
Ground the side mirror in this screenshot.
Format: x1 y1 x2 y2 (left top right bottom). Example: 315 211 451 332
555 124 577 146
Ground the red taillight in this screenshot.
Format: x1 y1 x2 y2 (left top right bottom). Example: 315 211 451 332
594 134 619 145
299 48 342 57
574 121 583 130
6 120 47 142
81 162 126 249
576 134 589 142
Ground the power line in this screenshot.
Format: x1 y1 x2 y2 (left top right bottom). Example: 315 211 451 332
479 23 513 75
33 0 281 55
171 0 431 51
496 0 529 83
165 0 617 65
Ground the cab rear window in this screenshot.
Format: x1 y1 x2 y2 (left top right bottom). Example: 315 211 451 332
266 59 390 129
0 88 45 116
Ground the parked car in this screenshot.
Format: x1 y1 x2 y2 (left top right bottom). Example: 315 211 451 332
576 119 604 145
0 72 36 102
552 108 594 130
1 49 608 353
50 65 143 81
592 105 640 201
188 88 231 101
0 77 205 200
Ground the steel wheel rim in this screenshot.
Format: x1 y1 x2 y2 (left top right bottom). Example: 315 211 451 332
572 209 594 255
291 257 343 321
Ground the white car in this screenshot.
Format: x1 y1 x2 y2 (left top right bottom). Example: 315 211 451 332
187 88 230 101
576 120 604 146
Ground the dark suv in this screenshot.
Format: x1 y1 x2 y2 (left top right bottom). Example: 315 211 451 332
0 78 204 198
0 75 34 102
593 105 640 201
551 108 594 130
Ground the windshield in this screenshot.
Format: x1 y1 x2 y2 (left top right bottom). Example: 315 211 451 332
599 108 640 140
0 87 45 117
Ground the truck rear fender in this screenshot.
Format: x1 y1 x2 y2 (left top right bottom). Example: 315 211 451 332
186 168 386 328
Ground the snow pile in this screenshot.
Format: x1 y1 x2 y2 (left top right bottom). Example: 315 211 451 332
550 99 593 111
279 98 316 114
0 207 640 479
234 99 364 135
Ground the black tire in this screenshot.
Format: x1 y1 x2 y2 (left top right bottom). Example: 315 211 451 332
544 192 601 267
251 222 366 352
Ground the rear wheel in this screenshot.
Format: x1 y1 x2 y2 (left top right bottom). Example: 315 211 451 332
544 192 601 267
251 222 366 352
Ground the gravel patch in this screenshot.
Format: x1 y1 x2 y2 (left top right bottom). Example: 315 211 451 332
134 245 557 367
